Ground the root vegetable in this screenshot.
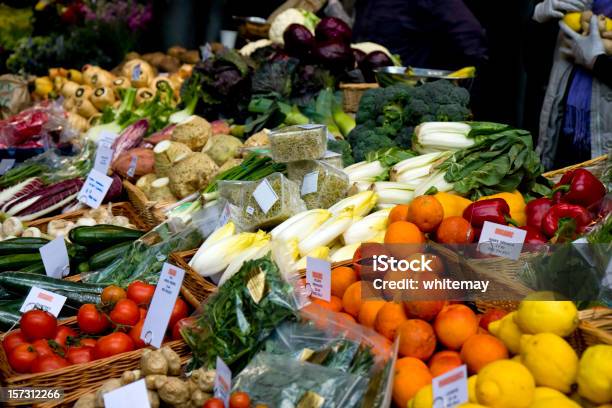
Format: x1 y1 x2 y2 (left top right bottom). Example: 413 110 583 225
136 174 157 197
243 129 270 149
63 98 76 112
158 377 190 405
160 347 181 376
121 369 142 385
154 140 192 177
201 134 243 166
3 217 23 236
22 227 41 237
171 115 212 151
141 349 168 376
168 153 218 198
76 99 98 119
149 177 177 203
111 216 130 227
189 368 215 393
95 378 122 407
112 148 155 178
74 85 93 101
121 59 155 88
91 87 116 110
112 77 131 94
136 88 155 106
191 390 212 407
73 393 96 408
76 217 97 227
88 70 115 88
88 206 113 224
145 374 168 390
61 81 80 98
147 390 160 408
67 112 89 132
47 220 74 238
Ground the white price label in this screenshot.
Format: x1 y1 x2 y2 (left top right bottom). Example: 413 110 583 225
432 365 468 407
93 132 117 174
78 168 114 209
39 237 70 279
132 64 142 81
218 202 231 228
301 171 319 196
104 379 151 408
140 263 185 348
306 257 331 301
0 159 16 175
477 221 527 261
252 178 278 214
126 154 138 178
214 357 232 406
20 287 67 317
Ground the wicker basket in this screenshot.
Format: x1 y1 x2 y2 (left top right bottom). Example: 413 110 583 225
340 83 379 113
542 154 608 183
27 202 149 232
123 180 167 229
0 317 191 407
169 250 218 307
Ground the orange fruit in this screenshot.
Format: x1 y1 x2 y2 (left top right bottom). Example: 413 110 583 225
436 216 475 244
310 296 342 312
381 269 407 302
434 304 479 350
342 281 380 317
384 221 425 245
331 266 358 298
460 334 509 373
408 195 444 233
393 357 433 407
388 204 410 224
358 300 386 328
404 300 447 321
374 302 408 339
397 319 437 360
337 312 356 325
429 350 463 377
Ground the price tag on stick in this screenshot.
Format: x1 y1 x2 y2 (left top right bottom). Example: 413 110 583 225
214 357 232 406
78 169 114 209
477 221 527 261
104 379 151 408
306 257 331 301
140 263 185 348
39 237 70 279
93 131 117 174
432 365 468 408
20 287 66 317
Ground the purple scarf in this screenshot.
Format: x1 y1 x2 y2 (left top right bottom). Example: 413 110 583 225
563 0 612 152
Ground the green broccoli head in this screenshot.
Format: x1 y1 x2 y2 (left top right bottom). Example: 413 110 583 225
327 138 355 167
347 125 396 162
355 87 387 124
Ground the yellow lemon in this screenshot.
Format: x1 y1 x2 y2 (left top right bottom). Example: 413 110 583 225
577 344 612 404
563 12 583 32
412 384 433 408
407 398 414 408
529 397 581 408
468 375 478 403
520 333 578 393
515 292 578 337
512 355 522 363
489 312 523 354
476 360 535 408
533 387 568 401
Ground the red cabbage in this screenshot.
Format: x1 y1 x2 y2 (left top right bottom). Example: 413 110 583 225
313 40 354 70
361 51 394 82
315 17 352 44
283 24 315 58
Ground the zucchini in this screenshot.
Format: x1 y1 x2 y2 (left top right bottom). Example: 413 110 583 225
69 225 143 247
0 299 23 331
89 241 133 270
0 272 105 305
20 262 46 274
0 237 50 255
0 253 42 271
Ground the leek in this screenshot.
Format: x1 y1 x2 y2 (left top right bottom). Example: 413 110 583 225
342 208 391 245
298 208 354 256
328 191 378 217
373 182 415 205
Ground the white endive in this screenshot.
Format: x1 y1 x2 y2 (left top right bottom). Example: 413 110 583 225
414 170 454 197
294 246 330 270
348 181 373 195
298 207 354 256
394 175 428 189
218 240 271 287
328 190 377 217
270 209 331 243
191 231 264 276
330 243 361 262
373 182 415 205
343 160 385 182
343 208 391 245
189 222 236 267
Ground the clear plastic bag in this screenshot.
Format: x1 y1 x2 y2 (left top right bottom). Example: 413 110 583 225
287 160 349 209
269 124 328 162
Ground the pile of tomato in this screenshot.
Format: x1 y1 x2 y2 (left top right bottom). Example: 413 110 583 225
3 281 193 374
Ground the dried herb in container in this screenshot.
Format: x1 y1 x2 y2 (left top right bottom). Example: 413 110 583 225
288 160 349 209
269 124 328 162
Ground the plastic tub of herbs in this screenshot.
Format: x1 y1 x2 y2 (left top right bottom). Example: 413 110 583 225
269 124 328 162
287 160 350 210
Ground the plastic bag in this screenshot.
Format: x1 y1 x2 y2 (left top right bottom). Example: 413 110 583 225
269 124 327 162
287 159 349 209
0 74 31 120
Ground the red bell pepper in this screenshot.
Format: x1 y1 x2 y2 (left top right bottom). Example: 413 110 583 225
554 169 606 208
541 203 592 239
463 198 516 228
525 197 552 231
519 225 548 244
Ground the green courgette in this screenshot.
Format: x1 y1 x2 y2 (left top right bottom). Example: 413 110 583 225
0 299 23 331
0 253 42 271
89 241 133 271
20 262 46 274
69 225 143 247
0 237 50 255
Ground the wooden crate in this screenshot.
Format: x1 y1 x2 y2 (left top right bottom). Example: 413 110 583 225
123 180 167 229
169 249 217 307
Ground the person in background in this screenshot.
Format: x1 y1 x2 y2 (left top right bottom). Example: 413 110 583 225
535 0 612 169
352 0 488 70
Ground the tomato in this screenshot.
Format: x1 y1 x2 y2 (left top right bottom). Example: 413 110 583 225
8 343 38 373
79 338 97 348
128 320 147 349
203 398 226 408
20 309 57 341
101 285 127 304
109 299 140 326
94 332 134 359
53 326 78 347
2 330 27 354
139 308 147 321
32 339 56 358
168 298 189 331
126 281 155 306
171 316 196 341
66 346 95 364
77 304 110 334
230 391 251 408
31 354 69 373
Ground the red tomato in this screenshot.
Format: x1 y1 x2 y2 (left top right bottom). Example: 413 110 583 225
126 281 155 306
8 343 38 373
77 304 110 334
139 308 147 321
79 338 97 348
172 316 196 341
32 339 56 358
31 354 69 373
53 326 78 347
203 398 226 408
168 298 189 331
101 285 127 304
230 391 251 408
94 332 134 359
479 309 508 331
66 346 95 365
2 330 27 354
110 299 140 326
128 320 147 349
20 309 57 341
